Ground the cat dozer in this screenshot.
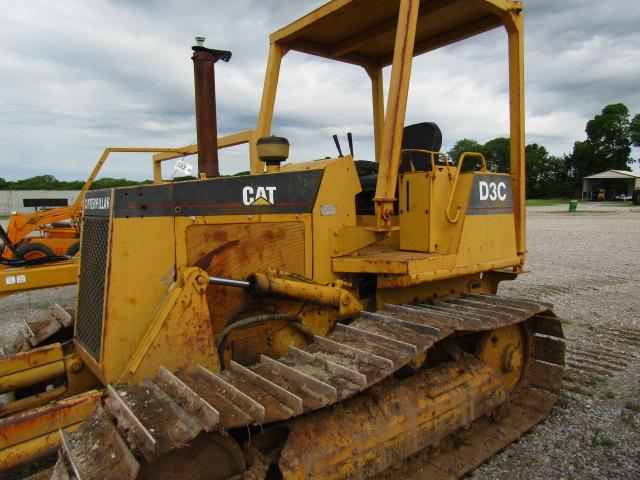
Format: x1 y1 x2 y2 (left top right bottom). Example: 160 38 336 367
0 1 566 478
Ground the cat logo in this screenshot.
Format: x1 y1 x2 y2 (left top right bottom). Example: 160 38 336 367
242 186 277 206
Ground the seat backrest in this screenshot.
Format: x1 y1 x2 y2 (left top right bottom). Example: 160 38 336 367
399 122 443 172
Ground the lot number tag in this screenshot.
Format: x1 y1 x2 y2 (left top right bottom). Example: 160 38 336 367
174 159 194 176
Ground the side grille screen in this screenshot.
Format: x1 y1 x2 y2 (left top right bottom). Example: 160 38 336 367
75 216 110 360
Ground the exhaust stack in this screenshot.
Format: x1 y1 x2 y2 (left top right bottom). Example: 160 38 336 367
191 37 231 178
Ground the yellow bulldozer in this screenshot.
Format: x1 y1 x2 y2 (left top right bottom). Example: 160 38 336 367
0 0 566 478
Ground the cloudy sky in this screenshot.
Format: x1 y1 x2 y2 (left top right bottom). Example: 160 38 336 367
1 0 639 180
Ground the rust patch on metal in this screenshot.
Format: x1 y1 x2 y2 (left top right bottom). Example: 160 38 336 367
195 240 240 271
185 223 305 334
0 390 102 449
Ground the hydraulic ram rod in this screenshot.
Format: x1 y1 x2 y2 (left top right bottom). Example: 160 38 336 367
209 276 251 289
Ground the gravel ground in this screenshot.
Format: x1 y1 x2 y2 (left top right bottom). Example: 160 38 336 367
1 204 639 478
474 203 640 479
0 285 76 352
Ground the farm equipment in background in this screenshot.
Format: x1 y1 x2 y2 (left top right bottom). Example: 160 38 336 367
0 1 566 479
0 147 200 305
0 151 199 354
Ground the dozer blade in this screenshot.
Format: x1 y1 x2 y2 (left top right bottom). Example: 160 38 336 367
53 405 139 480
0 390 101 474
48 294 565 479
2 305 74 357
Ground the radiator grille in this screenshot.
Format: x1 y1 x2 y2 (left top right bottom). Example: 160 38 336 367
75 216 110 360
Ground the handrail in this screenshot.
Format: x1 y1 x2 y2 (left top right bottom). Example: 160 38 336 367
151 129 258 182
68 147 195 218
400 148 453 174
4 132 259 258
445 151 488 224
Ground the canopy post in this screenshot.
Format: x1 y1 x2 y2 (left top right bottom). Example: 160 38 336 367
373 0 420 230
505 5 526 259
256 42 288 174
366 66 385 163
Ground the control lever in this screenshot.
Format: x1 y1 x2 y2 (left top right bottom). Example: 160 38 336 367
332 134 344 157
347 132 354 157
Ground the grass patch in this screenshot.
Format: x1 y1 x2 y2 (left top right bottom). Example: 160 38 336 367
592 428 617 448
526 198 568 206
588 374 604 387
624 401 640 413
569 384 592 397
597 437 617 448
621 410 637 427
602 389 615 400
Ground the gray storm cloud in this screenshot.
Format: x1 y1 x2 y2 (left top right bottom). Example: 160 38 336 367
0 0 638 180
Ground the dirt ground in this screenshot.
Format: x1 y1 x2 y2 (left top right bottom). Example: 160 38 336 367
1 202 639 478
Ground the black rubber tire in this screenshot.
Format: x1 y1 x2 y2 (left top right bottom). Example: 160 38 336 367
16 242 55 259
65 242 80 257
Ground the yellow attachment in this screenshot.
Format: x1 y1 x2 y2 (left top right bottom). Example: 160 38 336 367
0 344 99 417
0 386 66 418
0 390 101 471
249 272 363 317
0 344 64 395
0 362 64 395
0 261 78 301
115 267 220 384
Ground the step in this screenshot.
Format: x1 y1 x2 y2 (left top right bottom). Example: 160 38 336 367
58 405 139 480
105 381 201 461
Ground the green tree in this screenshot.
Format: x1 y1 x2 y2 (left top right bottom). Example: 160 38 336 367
448 138 482 164
525 143 549 197
525 145 574 198
448 137 511 172
630 113 640 150
90 178 141 189
568 103 636 181
482 137 511 172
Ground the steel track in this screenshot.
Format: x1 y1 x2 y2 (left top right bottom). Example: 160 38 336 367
50 294 566 479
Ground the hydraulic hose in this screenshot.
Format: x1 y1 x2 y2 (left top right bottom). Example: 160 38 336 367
0 255 71 268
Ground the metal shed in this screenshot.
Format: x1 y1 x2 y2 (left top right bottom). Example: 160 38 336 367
581 170 640 201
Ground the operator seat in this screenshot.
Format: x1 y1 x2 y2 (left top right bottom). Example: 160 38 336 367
355 122 443 214
398 122 442 173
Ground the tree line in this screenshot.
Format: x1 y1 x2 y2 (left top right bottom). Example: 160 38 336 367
0 172 249 191
0 175 151 191
449 103 640 198
2 103 638 198
448 103 640 198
